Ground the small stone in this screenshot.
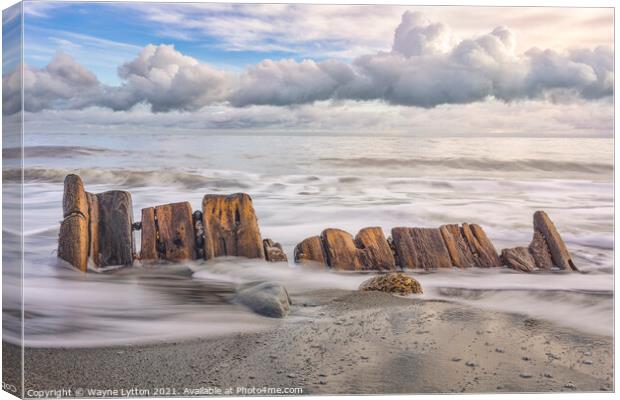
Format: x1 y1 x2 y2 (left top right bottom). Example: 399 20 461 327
582 360 593 365
465 361 476 367
287 373 297 378
564 382 576 389
522 356 530 361
319 380 327 385
544 373 553 378
360 356 369 360
519 373 533 379
495 348 504 353
451 357 462 362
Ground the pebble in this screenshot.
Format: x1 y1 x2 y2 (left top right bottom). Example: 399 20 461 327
287 373 297 378
582 359 593 365
564 382 576 389
522 356 530 361
451 357 462 362
519 373 532 379
495 348 504 353
360 356 369 360
465 361 476 367
319 380 327 385
544 373 553 378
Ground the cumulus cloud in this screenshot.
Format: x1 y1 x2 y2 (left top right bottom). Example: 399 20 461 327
2 11 614 115
3 52 100 114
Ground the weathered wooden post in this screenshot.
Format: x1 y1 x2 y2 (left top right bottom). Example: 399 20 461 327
140 202 196 262
57 174 90 272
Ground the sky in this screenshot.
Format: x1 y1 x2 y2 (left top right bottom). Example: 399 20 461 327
2 2 615 136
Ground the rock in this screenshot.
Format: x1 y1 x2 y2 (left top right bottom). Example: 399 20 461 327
294 236 327 266
355 227 396 270
461 223 502 268
501 247 536 272
263 239 288 262
202 193 264 260
359 272 423 295
235 282 292 318
96 191 135 267
533 211 578 271
58 175 90 271
391 227 452 269
321 228 365 270
141 202 196 262
529 230 554 270
440 224 478 268
519 373 533 378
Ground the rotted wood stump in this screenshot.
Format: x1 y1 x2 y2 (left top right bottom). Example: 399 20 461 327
294 236 327 265
391 227 452 270
202 193 264 260
263 239 288 262
321 228 365 271
140 202 196 262
502 211 578 273
355 227 396 271
57 175 90 272
461 223 502 268
57 175 134 271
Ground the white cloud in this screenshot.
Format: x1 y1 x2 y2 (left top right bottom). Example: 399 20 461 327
4 11 614 115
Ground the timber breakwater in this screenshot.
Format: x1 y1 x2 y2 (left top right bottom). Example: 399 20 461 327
58 174 578 274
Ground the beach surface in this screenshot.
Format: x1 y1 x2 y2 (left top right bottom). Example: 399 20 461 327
12 289 613 396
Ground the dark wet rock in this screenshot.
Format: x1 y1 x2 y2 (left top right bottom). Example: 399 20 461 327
359 272 423 295
235 282 292 318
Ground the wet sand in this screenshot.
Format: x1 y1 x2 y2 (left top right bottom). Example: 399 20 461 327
9 289 614 396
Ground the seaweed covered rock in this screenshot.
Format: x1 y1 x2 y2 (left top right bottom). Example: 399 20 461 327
359 272 423 295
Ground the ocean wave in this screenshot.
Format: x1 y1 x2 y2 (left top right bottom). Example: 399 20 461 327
3 146 112 159
4 168 250 190
319 156 613 174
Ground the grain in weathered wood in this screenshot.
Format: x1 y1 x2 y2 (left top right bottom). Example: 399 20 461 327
528 230 554 270
321 228 364 271
533 211 578 271
294 236 327 266
140 207 158 261
391 227 452 270
263 239 288 262
58 174 90 271
154 202 196 261
96 190 134 267
86 192 100 267
440 224 478 268
501 247 536 272
355 227 396 270
202 193 264 260
462 223 502 268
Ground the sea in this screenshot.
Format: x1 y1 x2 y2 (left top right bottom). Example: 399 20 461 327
2 133 614 346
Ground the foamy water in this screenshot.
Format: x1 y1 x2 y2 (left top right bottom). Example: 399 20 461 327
2 134 614 346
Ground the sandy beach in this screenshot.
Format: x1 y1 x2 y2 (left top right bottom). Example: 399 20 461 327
10 289 613 396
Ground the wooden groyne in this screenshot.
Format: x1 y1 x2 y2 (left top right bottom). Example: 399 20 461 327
58 174 577 273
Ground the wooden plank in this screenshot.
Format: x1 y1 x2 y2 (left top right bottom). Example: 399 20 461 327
154 202 196 261
462 223 502 268
440 224 478 268
533 211 578 271
62 174 88 218
202 193 264 259
140 207 158 261
355 227 396 271
96 191 134 267
391 227 452 270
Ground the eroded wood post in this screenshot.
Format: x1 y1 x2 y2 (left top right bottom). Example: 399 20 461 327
140 202 196 262
57 174 90 272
